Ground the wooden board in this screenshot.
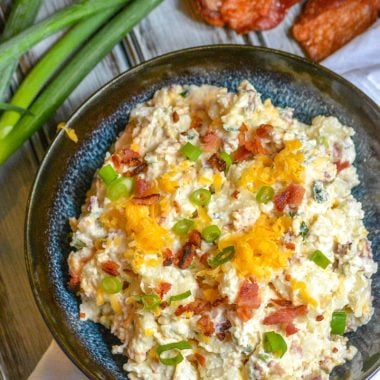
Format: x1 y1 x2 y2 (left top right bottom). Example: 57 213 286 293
0 0 305 378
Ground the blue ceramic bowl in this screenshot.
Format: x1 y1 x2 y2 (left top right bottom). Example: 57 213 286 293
26 46 380 379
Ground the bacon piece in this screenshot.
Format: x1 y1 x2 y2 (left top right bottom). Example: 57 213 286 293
245 135 268 155
156 282 172 299
132 194 160 205
231 190 240 199
176 242 197 269
188 230 202 247
285 322 299 336
190 116 203 129
274 184 305 212
263 305 307 328
68 272 81 292
163 248 174 266
293 0 379 61
256 124 273 139
79 312 86 318
101 260 120 276
199 252 210 267
172 111 180 123
194 353 206 367
208 153 227 172
126 160 148 176
197 314 215 336
271 299 293 307
336 160 350 173
285 242 296 250
111 153 122 170
238 123 248 145
216 319 232 341
201 131 222 152
120 148 140 164
316 315 324 322
236 279 261 321
175 299 212 316
135 178 151 197
234 145 252 162
212 296 228 307
195 0 300 33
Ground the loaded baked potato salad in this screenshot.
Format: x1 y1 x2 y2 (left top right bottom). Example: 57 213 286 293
68 81 377 379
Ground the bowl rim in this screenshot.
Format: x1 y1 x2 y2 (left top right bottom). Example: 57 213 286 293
25 44 380 379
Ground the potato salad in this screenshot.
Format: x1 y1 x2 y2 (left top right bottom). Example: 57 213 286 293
68 81 377 379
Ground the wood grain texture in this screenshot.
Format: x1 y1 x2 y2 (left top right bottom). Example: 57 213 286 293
0 0 306 379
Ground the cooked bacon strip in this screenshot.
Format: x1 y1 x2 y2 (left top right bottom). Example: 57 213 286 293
195 0 300 33
201 130 222 152
176 242 197 269
101 260 120 276
263 305 307 325
274 183 305 212
175 299 212 316
293 0 379 61
236 279 261 321
132 194 160 205
188 230 202 247
208 153 226 172
156 282 172 299
197 314 215 336
135 178 151 197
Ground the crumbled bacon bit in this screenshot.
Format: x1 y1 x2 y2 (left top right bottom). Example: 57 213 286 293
238 123 248 145
173 200 181 213
274 183 305 212
175 299 212 316
201 131 222 152
231 190 240 199
172 111 180 123
245 135 269 155
332 347 338 353
79 312 86 318
126 160 148 176
120 148 140 164
316 315 324 322
263 305 307 335
212 296 228 307
194 353 206 367
285 242 296 250
122 281 130 290
190 116 203 129
197 314 215 336
111 154 122 170
336 160 350 173
163 248 174 266
156 282 172 299
285 274 292 281
188 229 202 247
132 193 161 205
256 124 273 138
271 299 293 307
216 319 232 341
236 278 261 321
208 153 227 172
135 178 152 197
233 145 252 162
160 301 168 309
101 260 120 276
285 322 299 336
176 242 197 269
199 252 210 267
68 273 81 292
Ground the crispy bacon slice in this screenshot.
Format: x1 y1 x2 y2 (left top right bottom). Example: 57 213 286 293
274 184 305 212
201 130 222 152
195 0 300 33
236 279 261 321
208 153 227 172
293 0 379 61
197 314 215 336
132 194 161 205
263 305 307 326
101 260 120 276
156 282 172 299
175 299 212 316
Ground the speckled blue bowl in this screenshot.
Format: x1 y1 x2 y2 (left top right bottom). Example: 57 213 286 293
26 46 380 379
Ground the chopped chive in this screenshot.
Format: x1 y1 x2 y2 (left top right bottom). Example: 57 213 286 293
256 186 274 204
169 290 191 304
190 189 211 206
138 294 161 310
156 341 191 366
263 331 287 358
101 277 122 294
208 246 235 267
330 311 346 335
180 142 202 161
201 225 221 243
309 250 331 269
172 219 194 236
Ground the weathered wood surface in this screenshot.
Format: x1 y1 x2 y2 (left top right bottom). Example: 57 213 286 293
0 0 304 378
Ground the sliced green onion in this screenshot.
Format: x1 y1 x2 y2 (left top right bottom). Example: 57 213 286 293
263 331 287 358
101 276 122 294
172 219 194 236
99 164 118 185
309 250 331 269
256 186 274 204
138 294 161 310
0 0 163 165
300 221 309 240
208 246 235 267
330 311 346 335
190 189 211 206
106 177 134 201
201 225 221 242
180 90 188 98
169 290 191 304
219 152 232 172
180 142 202 161
156 341 191 366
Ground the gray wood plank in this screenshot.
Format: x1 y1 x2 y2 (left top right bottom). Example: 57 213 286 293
124 0 260 63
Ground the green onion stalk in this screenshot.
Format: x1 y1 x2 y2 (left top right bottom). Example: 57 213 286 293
0 0 43 101
0 0 163 165
0 5 126 138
